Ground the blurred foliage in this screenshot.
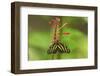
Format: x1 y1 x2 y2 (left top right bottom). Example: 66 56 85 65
28 15 88 60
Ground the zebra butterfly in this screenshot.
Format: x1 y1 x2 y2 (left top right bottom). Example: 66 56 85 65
48 41 70 54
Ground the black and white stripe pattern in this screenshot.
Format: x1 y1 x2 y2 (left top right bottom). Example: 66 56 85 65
47 42 70 54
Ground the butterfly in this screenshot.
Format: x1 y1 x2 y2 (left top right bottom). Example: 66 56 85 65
47 41 70 54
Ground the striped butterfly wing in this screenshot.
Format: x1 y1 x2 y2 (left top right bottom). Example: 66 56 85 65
47 42 70 54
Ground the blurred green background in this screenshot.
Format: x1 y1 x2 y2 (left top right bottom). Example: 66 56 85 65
28 15 88 61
